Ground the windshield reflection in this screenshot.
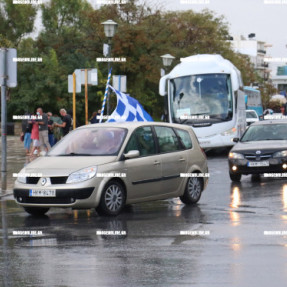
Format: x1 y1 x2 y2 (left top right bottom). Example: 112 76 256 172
241 124 287 142
170 73 233 123
48 127 127 156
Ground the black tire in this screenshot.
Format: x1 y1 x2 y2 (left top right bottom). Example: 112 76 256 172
96 180 126 216
229 172 242 182
180 176 203 205
24 207 49 216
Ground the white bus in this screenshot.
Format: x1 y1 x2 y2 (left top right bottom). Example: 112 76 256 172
159 54 246 149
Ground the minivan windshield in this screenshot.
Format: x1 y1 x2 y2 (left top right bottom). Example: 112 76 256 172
48 127 127 156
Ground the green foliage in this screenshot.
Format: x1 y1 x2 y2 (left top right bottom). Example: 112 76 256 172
0 0 37 45
260 82 278 110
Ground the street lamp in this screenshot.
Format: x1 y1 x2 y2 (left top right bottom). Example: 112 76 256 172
101 19 118 39
160 54 175 72
101 19 118 115
160 54 175 122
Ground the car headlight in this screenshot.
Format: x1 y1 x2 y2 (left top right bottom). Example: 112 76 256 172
66 166 97 184
229 152 244 159
221 127 237 136
273 150 287 158
17 176 26 184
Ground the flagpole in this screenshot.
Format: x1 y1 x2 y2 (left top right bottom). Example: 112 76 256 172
99 68 112 123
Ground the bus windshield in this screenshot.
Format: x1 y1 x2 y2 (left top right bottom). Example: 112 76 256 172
170 74 233 124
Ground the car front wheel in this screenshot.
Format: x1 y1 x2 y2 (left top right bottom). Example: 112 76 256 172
24 207 49 216
96 180 126 216
229 172 242 182
180 176 203 204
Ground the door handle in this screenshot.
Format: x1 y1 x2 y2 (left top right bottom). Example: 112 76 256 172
153 161 161 165
179 158 185 162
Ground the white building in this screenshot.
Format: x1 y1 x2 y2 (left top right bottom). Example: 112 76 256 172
271 75 287 93
229 35 271 80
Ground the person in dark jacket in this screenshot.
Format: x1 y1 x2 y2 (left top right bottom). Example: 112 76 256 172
54 109 72 137
90 110 100 124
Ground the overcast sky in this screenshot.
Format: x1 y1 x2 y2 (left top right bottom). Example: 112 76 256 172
83 0 287 74
141 0 287 74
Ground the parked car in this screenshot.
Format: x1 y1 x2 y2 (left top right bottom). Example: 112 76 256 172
14 122 208 216
228 120 287 182
245 110 259 126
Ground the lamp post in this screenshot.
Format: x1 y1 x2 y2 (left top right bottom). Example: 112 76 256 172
101 19 118 115
160 54 175 75
160 54 175 121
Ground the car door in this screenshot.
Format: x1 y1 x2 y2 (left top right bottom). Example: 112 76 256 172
153 126 188 195
123 126 162 201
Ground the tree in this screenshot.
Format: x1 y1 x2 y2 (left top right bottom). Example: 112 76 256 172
7 0 259 122
0 0 37 46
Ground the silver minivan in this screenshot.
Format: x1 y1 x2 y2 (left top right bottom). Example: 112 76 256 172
14 122 208 216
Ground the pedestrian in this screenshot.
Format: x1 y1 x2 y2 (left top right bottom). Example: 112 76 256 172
54 108 72 137
47 112 55 147
90 111 99 124
30 117 40 156
36 107 51 152
21 112 32 155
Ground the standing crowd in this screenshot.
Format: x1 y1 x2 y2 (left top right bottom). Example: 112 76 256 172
21 108 72 156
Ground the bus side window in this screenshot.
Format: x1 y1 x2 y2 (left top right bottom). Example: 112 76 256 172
234 90 238 111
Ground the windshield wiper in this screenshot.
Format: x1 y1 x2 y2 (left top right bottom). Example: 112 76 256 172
57 153 93 156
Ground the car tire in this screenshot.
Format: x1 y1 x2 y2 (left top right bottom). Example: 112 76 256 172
96 180 126 216
24 207 49 216
229 172 242 182
180 176 203 205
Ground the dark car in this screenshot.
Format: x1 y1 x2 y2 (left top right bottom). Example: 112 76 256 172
228 120 287 182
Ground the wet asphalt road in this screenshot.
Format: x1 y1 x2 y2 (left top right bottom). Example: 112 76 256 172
1 137 287 287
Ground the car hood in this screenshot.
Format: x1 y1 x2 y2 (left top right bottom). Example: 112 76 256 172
21 156 118 176
232 140 287 153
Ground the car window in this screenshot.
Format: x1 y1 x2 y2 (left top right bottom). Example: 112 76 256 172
175 128 193 149
124 126 156 156
48 127 127 156
241 124 287 141
154 126 180 153
246 111 258 119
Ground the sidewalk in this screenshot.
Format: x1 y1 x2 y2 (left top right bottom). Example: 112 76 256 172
0 136 27 193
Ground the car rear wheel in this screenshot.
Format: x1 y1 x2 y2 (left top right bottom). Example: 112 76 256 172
229 172 242 182
96 180 126 216
180 176 203 204
24 207 49 216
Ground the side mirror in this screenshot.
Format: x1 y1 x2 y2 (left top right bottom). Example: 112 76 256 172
233 138 239 143
124 150 140 159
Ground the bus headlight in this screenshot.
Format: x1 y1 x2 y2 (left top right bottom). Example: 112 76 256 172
221 127 237 136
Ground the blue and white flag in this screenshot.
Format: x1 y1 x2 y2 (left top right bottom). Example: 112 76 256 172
107 85 153 122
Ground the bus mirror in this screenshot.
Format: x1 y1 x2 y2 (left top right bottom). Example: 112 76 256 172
159 75 169 96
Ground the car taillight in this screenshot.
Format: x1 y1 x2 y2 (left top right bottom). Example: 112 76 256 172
201 147 207 159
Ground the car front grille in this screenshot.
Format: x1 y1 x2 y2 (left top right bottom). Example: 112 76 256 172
26 177 40 184
26 177 68 184
244 154 272 160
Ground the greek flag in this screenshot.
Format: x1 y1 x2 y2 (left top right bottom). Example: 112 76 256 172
107 85 153 122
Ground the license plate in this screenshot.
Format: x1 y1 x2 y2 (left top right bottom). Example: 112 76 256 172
29 189 56 197
247 161 269 167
